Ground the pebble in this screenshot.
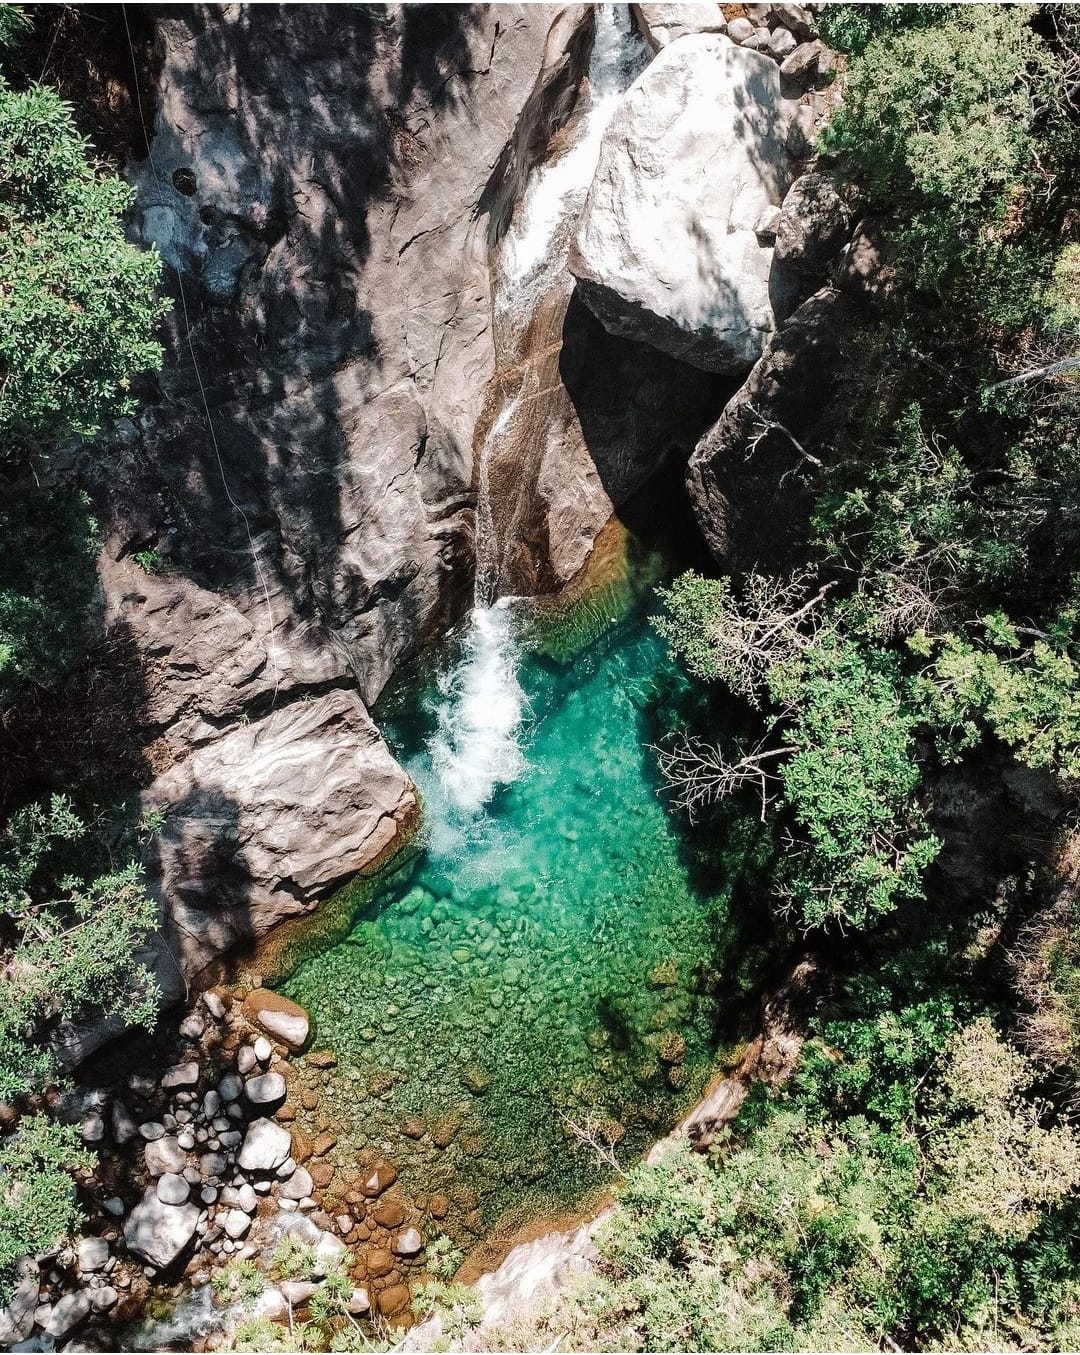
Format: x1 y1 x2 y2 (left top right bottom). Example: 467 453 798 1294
245 1072 287 1107
203 1091 222 1119
218 1075 243 1102
393 1227 423 1257
200 1153 228 1180
81 1114 105 1144
201 1187 218 1205
203 990 227 1019
144 1136 187 1177
179 1013 205 1040
89 1287 118 1313
254 1036 273 1064
176 1131 196 1151
111 1101 138 1145
223 1210 251 1240
103 1197 125 1217
237 1184 258 1214
279 1166 314 1202
237 1047 257 1076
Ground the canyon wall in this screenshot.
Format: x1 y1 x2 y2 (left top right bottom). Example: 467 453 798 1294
60 1 848 1010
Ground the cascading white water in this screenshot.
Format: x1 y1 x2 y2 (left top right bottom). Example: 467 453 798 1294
500 4 648 306
423 5 646 829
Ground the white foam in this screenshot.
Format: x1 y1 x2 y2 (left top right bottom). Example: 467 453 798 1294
426 601 528 819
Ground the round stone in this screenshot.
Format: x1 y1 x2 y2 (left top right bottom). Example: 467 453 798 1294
253 1036 273 1064
156 1174 190 1206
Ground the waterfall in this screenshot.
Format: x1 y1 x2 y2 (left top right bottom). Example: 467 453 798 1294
421 6 646 830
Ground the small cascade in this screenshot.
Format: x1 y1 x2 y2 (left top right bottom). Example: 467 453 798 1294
500 4 648 310
418 7 647 835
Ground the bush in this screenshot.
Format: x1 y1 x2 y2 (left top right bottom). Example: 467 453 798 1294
0 81 165 457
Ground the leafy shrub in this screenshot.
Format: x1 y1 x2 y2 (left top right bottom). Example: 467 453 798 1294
0 81 165 457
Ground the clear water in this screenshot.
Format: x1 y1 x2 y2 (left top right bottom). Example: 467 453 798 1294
277 550 760 1247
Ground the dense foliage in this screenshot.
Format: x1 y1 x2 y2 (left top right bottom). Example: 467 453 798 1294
623 7 1080 1351
0 9 164 1304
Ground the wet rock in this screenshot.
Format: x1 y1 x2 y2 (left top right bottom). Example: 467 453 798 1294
157 1174 190 1206
124 1188 201 1270
243 992 311 1051
244 1072 287 1107
393 1227 423 1257
0 1258 39 1346
238 1118 292 1173
77 1237 109 1273
571 35 788 373
45 1291 91 1339
278 1165 314 1202
161 1061 200 1091
145 1136 187 1177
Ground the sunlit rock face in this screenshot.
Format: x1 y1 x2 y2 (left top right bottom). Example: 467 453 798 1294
569 33 790 373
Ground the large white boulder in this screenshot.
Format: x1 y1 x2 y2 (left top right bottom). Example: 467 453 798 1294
123 1188 201 1271
570 33 789 373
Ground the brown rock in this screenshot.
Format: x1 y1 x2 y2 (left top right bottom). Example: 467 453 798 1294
428 1195 449 1220
276 1102 297 1123
372 1197 407 1229
366 1248 394 1279
306 1050 337 1070
401 1117 425 1140
311 1132 337 1157
378 1285 411 1318
360 1162 398 1197
309 1162 335 1190
300 1090 320 1112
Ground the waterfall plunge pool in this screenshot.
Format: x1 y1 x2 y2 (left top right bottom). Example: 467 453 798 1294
269 538 769 1260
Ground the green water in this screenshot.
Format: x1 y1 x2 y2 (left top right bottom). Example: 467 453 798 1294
280 559 758 1244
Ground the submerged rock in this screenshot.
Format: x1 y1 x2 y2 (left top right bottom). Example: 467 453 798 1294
571 34 789 373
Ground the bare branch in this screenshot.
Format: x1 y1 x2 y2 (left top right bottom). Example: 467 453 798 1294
987 357 1080 393
744 402 825 469
654 733 795 822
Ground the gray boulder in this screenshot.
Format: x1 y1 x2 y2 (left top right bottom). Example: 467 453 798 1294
0 1258 39 1347
687 287 865 569
44 1292 91 1340
144 1135 187 1177
571 35 788 373
77 1237 109 1273
124 1187 201 1271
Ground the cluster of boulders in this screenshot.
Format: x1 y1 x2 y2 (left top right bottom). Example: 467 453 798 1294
1 986 433 1348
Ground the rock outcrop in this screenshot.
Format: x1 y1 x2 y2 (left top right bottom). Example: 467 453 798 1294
142 689 416 989
569 34 790 374
687 287 866 570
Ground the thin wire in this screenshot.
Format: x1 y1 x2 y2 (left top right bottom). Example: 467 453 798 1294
121 4 281 700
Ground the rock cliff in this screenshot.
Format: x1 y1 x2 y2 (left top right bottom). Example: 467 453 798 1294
57 1 846 1005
